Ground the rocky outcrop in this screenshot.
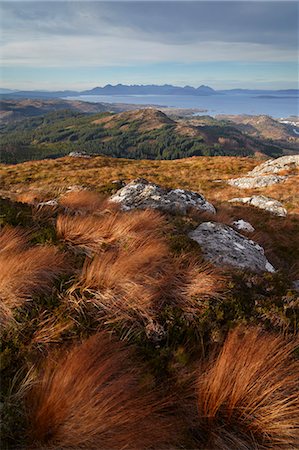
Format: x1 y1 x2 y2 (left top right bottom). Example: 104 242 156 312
68 151 91 158
109 178 216 214
227 174 287 189
189 222 275 273
249 155 299 175
232 219 255 232
229 195 287 217
227 155 299 189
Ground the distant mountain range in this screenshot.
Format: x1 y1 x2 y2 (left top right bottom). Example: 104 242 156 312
1 84 298 100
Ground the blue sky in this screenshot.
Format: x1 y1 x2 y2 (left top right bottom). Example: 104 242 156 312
0 1 298 90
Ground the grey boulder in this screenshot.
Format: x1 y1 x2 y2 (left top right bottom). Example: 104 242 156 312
229 195 287 217
189 222 275 273
227 174 287 189
249 155 299 175
232 219 255 232
109 178 216 214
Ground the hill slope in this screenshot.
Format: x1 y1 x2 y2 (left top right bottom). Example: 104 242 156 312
1 154 298 450
1 108 292 163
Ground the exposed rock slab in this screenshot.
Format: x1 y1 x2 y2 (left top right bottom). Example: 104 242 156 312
228 174 287 189
229 195 287 217
68 151 91 158
232 219 255 232
249 155 299 175
189 222 275 273
110 178 216 214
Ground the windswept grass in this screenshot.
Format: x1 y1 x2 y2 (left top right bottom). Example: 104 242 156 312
0 244 67 328
27 332 179 450
0 226 29 254
59 189 107 214
194 327 299 449
68 240 170 325
56 209 167 255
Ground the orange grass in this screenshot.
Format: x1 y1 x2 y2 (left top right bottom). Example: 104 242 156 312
56 209 167 255
59 189 107 213
15 191 44 205
68 244 226 327
0 226 29 254
69 239 170 324
0 245 67 327
194 327 299 449
27 332 179 450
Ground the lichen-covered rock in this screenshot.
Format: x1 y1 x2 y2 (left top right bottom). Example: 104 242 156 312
109 178 216 214
68 151 90 158
232 219 255 232
189 222 275 273
227 174 287 189
228 195 287 217
249 155 299 175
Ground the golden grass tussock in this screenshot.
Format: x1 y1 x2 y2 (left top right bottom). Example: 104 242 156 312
27 332 179 450
68 243 226 327
71 238 170 324
59 189 107 213
15 190 44 205
0 225 29 254
56 209 167 255
194 327 299 449
0 245 67 327
180 260 227 315
61 209 226 326
30 312 74 346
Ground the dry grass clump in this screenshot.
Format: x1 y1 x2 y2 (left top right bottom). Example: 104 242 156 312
179 260 226 316
30 312 74 346
15 191 44 205
56 209 167 255
68 243 226 328
0 226 29 254
61 209 226 327
0 245 67 328
27 332 178 450
70 239 170 324
194 327 299 449
59 189 107 213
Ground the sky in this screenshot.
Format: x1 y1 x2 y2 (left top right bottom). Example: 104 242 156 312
0 1 298 90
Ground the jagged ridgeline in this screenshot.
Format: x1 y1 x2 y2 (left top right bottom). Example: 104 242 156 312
1 156 299 449
1 107 295 163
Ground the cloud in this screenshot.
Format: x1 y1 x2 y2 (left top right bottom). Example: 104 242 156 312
0 1 297 69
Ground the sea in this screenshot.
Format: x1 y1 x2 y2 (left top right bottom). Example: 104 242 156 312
65 93 299 118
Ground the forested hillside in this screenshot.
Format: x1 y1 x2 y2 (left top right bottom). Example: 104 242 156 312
0 108 287 163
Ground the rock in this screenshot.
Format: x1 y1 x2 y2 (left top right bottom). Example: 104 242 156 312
37 199 59 207
189 222 275 273
68 151 91 158
145 321 166 343
232 219 255 232
249 155 299 175
228 195 287 217
227 174 287 189
109 178 216 214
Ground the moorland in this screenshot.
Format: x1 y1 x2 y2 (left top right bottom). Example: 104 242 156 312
0 100 299 449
